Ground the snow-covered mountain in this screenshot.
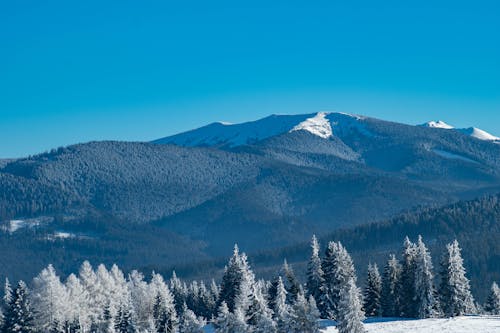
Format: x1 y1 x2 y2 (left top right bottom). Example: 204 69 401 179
421 120 500 143
153 112 373 147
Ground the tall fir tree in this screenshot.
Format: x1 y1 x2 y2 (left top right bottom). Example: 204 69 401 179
439 240 476 317
282 260 301 304
414 236 439 318
336 278 366 333
218 244 246 312
398 236 417 318
363 263 382 317
306 235 326 317
381 254 401 317
2 281 35 333
273 277 291 333
484 282 500 315
322 241 356 319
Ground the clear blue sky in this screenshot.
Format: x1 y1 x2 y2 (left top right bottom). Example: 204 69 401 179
1 0 499 158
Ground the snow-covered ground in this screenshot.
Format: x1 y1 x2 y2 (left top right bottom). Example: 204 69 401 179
320 316 500 333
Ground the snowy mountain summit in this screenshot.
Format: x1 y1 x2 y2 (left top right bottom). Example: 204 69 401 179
421 120 500 142
153 112 369 147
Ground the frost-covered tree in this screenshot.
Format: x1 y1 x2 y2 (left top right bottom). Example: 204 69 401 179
31 264 69 332
114 303 135 333
65 273 92 331
381 254 401 317
439 240 476 317
2 281 35 333
214 301 248 333
178 303 205 333
246 282 275 332
398 236 417 317
363 263 382 317
282 260 301 303
288 292 320 333
322 241 356 319
3 278 12 308
273 277 291 333
414 236 439 318
127 270 151 331
151 273 178 333
336 278 366 333
484 282 500 314
218 245 246 312
79 261 100 325
170 272 188 317
306 235 325 317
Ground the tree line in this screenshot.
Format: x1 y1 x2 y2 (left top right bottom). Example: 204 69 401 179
1 236 499 333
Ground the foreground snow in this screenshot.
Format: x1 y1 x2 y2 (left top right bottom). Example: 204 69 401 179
320 316 500 333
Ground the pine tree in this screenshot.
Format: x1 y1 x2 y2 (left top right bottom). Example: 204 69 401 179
246 282 276 333
381 254 401 317
127 270 151 332
3 278 12 308
3 281 35 333
322 241 356 319
306 235 326 317
398 236 417 318
179 303 205 333
214 301 248 333
151 273 178 333
484 282 500 314
288 292 320 333
65 273 92 332
336 278 366 333
414 236 439 318
363 263 382 317
439 240 476 317
218 245 245 312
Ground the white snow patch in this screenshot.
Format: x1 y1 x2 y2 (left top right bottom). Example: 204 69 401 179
432 149 478 164
320 316 500 333
457 127 500 142
291 112 333 139
1 217 53 233
423 120 454 129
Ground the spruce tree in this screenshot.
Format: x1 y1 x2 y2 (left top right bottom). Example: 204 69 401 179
414 236 439 319
439 240 476 317
273 277 291 333
336 278 366 333
306 235 326 317
322 241 356 319
398 236 417 317
484 282 500 314
363 263 382 317
3 278 12 308
114 304 135 333
282 260 301 303
381 254 401 317
3 281 35 333
218 244 246 312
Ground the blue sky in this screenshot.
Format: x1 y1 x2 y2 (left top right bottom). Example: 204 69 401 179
1 0 499 158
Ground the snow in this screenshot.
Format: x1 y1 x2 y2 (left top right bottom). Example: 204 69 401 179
432 149 478 164
319 316 500 333
422 120 454 129
291 112 333 139
456 127 500 142
1 217 53 233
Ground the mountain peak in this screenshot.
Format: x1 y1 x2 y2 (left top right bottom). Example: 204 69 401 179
290 112 333 139
422 120 454 129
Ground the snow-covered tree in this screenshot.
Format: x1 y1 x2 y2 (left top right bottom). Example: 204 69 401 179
336 278 366 333
178 303 205 333
414 236 439 318
246 282 275 333
484 282 500 315
79 261 100 325
170 272 188 317
31 264 69 332
218 245 245 312
65 273 92 332
127 270 151 331
282 260 301 303
381 254 401 317
398 236 417 318
3 278 12 308
322 241 356 319
214 301 248 333
288 292 320 333
2 281 35 333
114 303 135 333
439 240 476 317
151 273 178 333
306 235 325 317
363 263 382 317
273 277 290 333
